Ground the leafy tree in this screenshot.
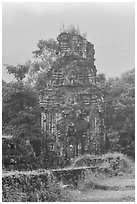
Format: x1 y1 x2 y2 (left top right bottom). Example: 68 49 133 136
2 64 41 140
5 62 30 82
27 39 59 90
104 69 135 157
2 81 41 139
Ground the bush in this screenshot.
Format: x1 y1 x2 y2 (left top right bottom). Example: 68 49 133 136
100 152 135 176
71 152 134 176
77 152 135 191
2 170 72 202
71 154 102 168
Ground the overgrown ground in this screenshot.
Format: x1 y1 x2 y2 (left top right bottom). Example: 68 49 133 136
63 174 135 202
2 171 135 202
65 153 135 202
2 152 135 202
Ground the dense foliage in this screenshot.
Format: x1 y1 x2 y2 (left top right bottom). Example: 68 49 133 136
2 170 71 202
104 69 135 157
2 81 41 139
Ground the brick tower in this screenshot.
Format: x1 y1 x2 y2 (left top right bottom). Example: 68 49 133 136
40 31 105 158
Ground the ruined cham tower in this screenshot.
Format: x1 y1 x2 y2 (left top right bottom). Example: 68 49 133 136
40 30 105 158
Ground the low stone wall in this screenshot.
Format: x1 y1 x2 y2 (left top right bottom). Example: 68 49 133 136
2 166 98 188
51 166 98 186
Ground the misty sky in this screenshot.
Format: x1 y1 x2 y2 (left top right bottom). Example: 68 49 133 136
2 2 135 82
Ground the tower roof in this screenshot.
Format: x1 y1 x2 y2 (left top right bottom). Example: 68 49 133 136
57 32 94 59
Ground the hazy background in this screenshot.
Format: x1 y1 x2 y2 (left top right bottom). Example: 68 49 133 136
2 2 135 82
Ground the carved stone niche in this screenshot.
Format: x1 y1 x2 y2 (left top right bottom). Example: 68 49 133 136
57 32 70 55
